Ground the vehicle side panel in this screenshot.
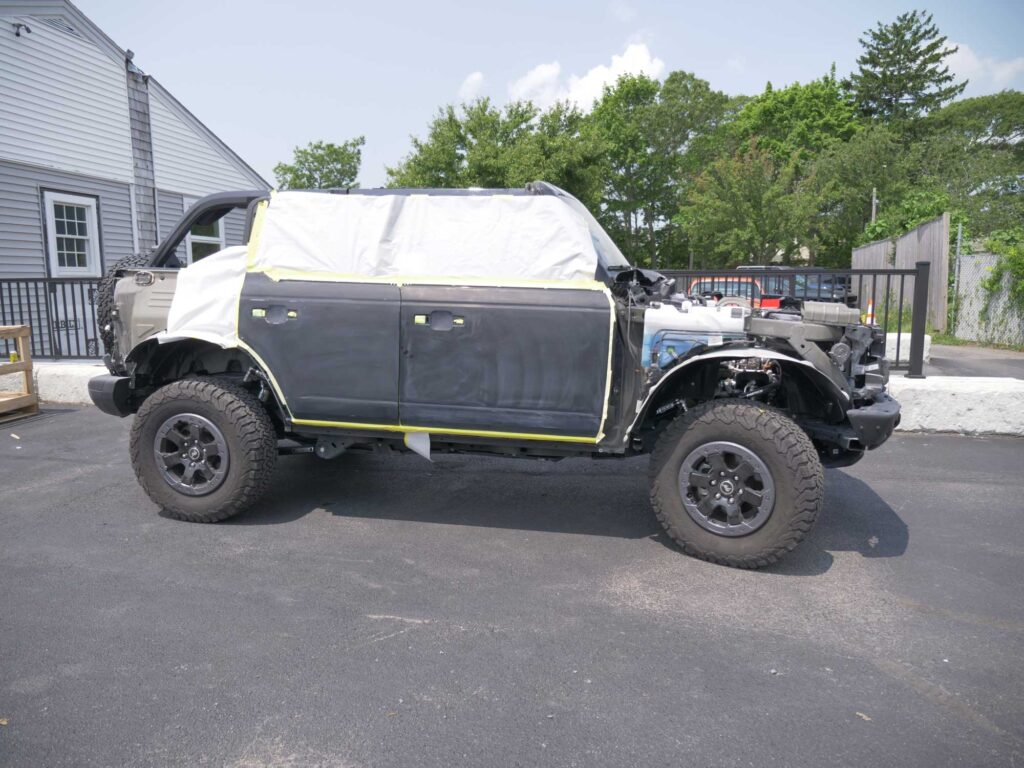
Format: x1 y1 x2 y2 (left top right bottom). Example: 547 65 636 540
399 285 611 437
237 272 400 423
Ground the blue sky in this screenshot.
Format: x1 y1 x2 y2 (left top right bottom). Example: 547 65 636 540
77 0 1024 187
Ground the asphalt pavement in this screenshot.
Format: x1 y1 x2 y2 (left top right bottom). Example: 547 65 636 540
1 408 1023 767
928 343 1024 378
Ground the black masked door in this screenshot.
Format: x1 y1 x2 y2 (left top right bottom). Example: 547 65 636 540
238 272 401 424
398 285 612 438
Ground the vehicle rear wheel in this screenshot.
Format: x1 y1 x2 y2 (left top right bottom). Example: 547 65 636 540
129 378 277 522
649 400 823 568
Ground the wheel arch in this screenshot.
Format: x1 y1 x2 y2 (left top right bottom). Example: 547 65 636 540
632 347 850 434
124 337 289 424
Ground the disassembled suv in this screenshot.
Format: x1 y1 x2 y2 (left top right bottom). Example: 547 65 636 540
90 183 900 569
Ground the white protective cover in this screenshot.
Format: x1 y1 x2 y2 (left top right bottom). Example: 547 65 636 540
158 191 601 350
248 191 600 282
160 246 247 347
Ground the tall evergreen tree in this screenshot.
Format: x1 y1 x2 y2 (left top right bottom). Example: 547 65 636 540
845 10 966 121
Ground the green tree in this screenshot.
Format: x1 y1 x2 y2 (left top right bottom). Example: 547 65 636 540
922 90 1024 151
386 99 604 206
676 142 811 266
844 10 966 122
912 91 1024 235
588 72 729 267
729 70 861 163
802 124 906 264
860 187 959 243
981 227 1024 316
273 138 365 189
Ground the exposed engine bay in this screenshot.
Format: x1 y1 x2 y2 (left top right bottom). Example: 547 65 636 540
612 267 899 466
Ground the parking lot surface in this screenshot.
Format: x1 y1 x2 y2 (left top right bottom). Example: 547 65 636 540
928 343 1024 378
2 408 1023 767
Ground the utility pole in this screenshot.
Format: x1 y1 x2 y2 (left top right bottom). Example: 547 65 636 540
871 187 877 223
952 221 963 329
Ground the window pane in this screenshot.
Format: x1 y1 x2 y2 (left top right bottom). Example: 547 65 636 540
55 219 66 235
190 220 219 239
190 241 221 262
54 204 64 219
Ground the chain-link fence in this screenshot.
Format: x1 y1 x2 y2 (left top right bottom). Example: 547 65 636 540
952 253 1024 346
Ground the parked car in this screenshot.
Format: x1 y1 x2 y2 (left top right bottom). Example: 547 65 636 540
687 276 785 309
736 266 858 307
90 183 900 569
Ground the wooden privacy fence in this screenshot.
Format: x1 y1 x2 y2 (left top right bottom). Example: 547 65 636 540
851 213 949 332
0 325 39 423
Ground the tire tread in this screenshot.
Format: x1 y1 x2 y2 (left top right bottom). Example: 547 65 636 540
649 399 824 569
129 378 277 522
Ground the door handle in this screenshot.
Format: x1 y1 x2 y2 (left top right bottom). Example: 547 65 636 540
413 311 464 331
251 306 298 325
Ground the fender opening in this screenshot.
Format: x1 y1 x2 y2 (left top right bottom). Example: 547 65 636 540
122 338 287 432
633 354 858 465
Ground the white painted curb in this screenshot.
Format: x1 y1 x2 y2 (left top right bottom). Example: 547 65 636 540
4 363 1023 437
889 375 1024 436
0 362 104 405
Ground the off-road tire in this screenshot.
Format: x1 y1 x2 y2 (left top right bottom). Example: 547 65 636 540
649 399 824 569
130 378 277 523
97 250 155 356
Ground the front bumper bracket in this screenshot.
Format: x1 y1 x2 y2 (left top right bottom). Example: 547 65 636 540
845 393 901 450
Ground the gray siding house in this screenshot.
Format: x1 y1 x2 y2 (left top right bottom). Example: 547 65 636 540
0 1 268 356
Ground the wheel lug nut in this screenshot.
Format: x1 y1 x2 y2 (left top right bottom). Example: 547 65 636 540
715 493 721 499
734 475 739 480
720 471 725 476
728 497 734 503
710 480 716 486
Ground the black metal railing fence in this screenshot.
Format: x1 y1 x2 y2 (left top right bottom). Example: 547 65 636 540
1 262 931 375
0 278 103 360
660 262 930 375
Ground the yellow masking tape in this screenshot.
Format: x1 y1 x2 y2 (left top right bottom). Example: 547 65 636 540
249 265 607 292
289 418 599 444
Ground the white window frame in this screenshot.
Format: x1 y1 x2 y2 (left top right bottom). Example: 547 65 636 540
183 196 226 265
43 191 102 277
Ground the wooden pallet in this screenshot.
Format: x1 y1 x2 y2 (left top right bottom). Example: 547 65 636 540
0 325 39 423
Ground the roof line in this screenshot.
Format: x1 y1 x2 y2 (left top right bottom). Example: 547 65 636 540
147 78 270 189
0 0 269 189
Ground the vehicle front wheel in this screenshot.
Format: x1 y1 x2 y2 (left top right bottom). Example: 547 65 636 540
649 400 823 569
129 378 277 522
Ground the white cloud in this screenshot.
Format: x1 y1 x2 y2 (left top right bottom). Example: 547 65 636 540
508 61 563 105
608 1 637 23
457 71 485 102
507 43 666 110
948 42 1024 96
